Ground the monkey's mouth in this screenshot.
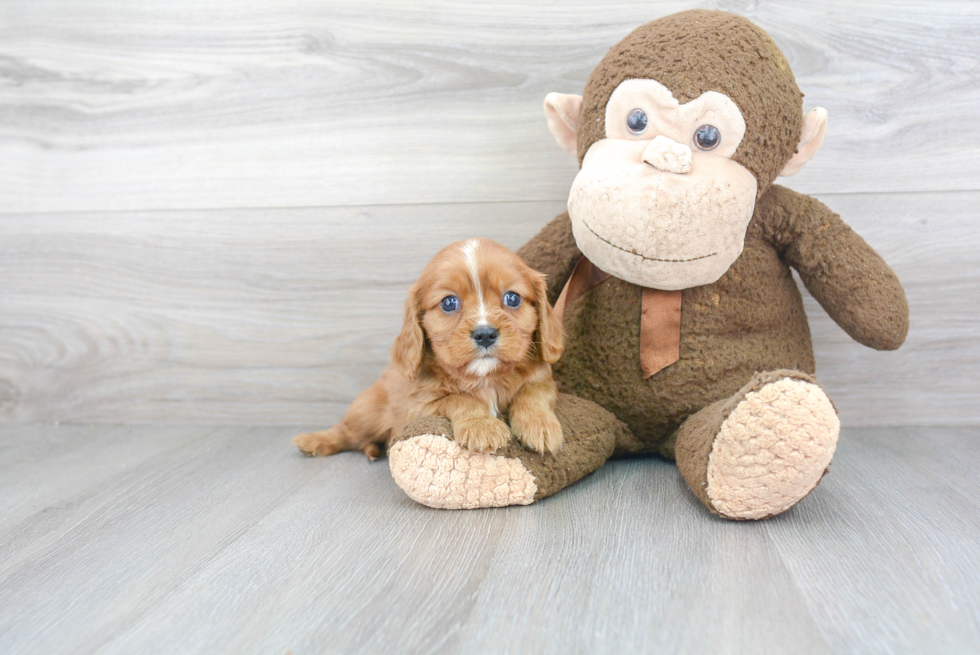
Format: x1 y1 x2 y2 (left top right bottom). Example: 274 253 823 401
583 221 717 263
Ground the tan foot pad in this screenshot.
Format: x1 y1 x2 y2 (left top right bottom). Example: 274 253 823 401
707 378 840 520
388 434 538 509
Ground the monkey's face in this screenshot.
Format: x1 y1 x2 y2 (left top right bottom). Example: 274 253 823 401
567 79 757 291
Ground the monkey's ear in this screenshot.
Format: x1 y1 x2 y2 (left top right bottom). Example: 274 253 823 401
544 92 583 154
391 283 426 379
779 107 828 177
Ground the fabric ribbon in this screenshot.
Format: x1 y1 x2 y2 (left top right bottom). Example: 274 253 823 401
554 256 682 379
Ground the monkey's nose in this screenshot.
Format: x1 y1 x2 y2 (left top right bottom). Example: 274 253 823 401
642 135 692 174
471 326 498 348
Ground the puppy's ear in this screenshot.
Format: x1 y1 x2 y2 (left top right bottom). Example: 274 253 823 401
391 282 426 379
532 272 564 364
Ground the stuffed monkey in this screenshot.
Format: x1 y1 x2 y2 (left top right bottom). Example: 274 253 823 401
386 10 909 519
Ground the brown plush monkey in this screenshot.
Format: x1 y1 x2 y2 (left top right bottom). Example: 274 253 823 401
386 10 909 519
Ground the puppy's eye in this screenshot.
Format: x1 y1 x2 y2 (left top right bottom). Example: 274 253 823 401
627 108 648 135
694 124 721 151
503 291 521 308
440 295 460 313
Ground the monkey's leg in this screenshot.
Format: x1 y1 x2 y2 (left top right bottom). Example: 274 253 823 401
388 394 634 509
673 370 840 520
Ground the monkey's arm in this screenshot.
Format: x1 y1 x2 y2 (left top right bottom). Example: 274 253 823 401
763 185 909 350
517 212 583 305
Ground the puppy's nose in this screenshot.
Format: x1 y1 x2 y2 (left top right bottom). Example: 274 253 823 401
471 326 498 348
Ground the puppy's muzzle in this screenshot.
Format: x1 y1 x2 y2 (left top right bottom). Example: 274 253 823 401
471 326 498 349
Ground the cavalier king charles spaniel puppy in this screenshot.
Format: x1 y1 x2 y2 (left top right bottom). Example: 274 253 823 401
292 238 564 459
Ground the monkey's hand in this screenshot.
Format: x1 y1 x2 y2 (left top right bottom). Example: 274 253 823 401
770 186 909 350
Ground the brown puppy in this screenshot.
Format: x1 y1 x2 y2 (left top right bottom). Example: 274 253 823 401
293 238 565 460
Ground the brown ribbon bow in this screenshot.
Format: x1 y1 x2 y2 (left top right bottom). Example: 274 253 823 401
554 256 682 379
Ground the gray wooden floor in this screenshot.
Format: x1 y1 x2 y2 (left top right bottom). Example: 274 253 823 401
1 423 978 655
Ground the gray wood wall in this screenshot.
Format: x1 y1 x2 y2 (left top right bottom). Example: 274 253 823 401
2 0 978 426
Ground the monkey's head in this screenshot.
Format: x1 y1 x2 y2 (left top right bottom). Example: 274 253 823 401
545 10 828 290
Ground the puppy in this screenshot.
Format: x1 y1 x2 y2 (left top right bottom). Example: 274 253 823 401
292 238 565 460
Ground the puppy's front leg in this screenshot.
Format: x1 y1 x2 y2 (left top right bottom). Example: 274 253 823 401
509 378 563 454
434 394 512 453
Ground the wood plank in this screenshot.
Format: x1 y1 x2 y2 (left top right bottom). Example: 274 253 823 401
1 191 976 426
449 459 832 655
1 0 978 214
94 452 509 655
765 426 980 653
1 425 977 653
0 424 216 568
90 453 831 655
0 425 333 655
0 200 562 424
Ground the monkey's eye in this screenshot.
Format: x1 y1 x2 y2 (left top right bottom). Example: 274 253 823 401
440 296 460 313
627 109 648 135
694 124 721 151
503 291 522 308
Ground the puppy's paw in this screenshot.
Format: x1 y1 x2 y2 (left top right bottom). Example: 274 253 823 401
292 428 345 457
510 410 564 454
452 416 513 453
361 441 384 462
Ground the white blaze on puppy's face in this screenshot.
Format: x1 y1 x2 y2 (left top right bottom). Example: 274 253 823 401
461 239 497 377
461 239 490 329
418 239 542 380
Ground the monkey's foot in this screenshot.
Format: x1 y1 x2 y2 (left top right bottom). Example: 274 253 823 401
675 370 840 520
388 395 623 509
388 418 537 509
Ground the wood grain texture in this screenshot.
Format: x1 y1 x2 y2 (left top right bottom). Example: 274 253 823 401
0 200 561 424
0 425 334 654
766 427 980 654
0 423 977 654
1 192 976 426
1 0 978 213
